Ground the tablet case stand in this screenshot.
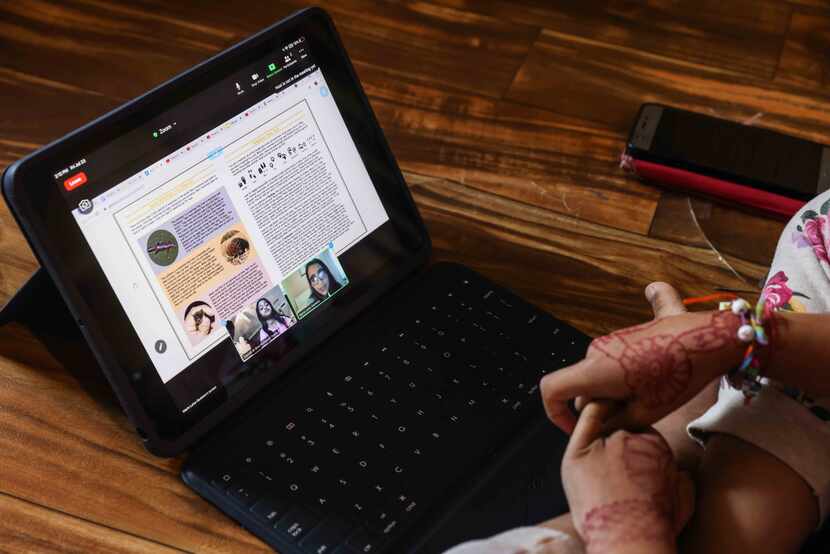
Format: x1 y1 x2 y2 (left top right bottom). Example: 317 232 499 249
0 267 77 336
0 267 119 411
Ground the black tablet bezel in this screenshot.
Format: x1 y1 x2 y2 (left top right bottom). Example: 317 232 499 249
2 7 430 456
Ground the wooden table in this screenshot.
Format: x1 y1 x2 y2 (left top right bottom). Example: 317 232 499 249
2 1 828 551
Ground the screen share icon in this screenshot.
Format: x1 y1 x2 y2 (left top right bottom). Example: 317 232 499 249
78 198 93 215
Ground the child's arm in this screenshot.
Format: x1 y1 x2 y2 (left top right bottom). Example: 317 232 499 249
763 312 830 397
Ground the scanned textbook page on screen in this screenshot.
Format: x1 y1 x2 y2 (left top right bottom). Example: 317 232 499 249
228 99 366 273
75 69 388 382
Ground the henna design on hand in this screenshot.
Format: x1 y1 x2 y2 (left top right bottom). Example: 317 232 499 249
573 435 677 552
622 432 678 519
592 311 740 409
589 319 661 355
622 433 673 497
581 499 673 554
619 335 691 408
676 310 738 353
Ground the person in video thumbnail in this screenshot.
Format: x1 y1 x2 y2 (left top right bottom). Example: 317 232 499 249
225 319 252 356
256 298 292 342
305 258 343 304
183 301 216 340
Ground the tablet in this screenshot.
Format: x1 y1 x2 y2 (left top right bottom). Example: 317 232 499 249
2 8 429 456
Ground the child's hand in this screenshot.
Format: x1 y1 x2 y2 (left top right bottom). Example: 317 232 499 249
562 402 695 554
235 336 252 355
541 283 744 434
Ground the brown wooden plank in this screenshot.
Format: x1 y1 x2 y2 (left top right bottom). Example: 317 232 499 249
649 191 785 275
0 325 270 553
786 0 830 8
506 27 830 143
408 173 769 337
0 202 38 303
0 0 539 105
0 68 120 163
0 492 184 554
309 0 540 99
648 193 709 250
432 0 791 81
0 0 240 102
776 10 830 89
357 64 659 234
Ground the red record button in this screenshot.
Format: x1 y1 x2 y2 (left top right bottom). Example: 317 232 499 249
63 171 87 191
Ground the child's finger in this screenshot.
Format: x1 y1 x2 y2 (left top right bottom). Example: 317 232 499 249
600 400 656 434
540 364 593 434
646 282 687 319
566 401 612 456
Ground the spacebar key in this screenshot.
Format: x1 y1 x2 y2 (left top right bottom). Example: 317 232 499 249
300 516 352 554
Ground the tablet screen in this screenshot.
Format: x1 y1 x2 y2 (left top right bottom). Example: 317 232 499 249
56 37 389 413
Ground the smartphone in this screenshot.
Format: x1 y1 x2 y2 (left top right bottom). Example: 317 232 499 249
624 103 830 218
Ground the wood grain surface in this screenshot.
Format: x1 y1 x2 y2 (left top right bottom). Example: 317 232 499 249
0 1 826 551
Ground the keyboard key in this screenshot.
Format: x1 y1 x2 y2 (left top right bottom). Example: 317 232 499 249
227 483 258 508
378 518 399 538
331 474 354 494
276 507 320 542
346 527 384 553
299 516 352 554
346 501 369 520
278 480 306 500
365 505 396 534
311 493 332 511
392 492 418 514
250 497 289 524
210 471 234 491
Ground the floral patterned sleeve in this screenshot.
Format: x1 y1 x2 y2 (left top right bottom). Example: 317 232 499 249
764 191 830 313
761 188 830 416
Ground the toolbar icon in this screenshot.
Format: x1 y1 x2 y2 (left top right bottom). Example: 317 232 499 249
268 63 276 72
78 198 93 215
235 82 241 91
251 73 259 80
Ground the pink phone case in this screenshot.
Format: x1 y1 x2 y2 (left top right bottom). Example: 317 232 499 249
625 157 804 220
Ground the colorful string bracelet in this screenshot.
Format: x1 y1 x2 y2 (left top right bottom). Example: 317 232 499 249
718 296 772 402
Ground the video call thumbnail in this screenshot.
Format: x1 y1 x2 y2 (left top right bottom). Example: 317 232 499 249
282 246 348 320
223 283 298 361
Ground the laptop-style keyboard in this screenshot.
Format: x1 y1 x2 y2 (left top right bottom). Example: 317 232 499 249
194 269 589 553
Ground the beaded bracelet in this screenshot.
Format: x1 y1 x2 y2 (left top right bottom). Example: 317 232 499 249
718 296 772 401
